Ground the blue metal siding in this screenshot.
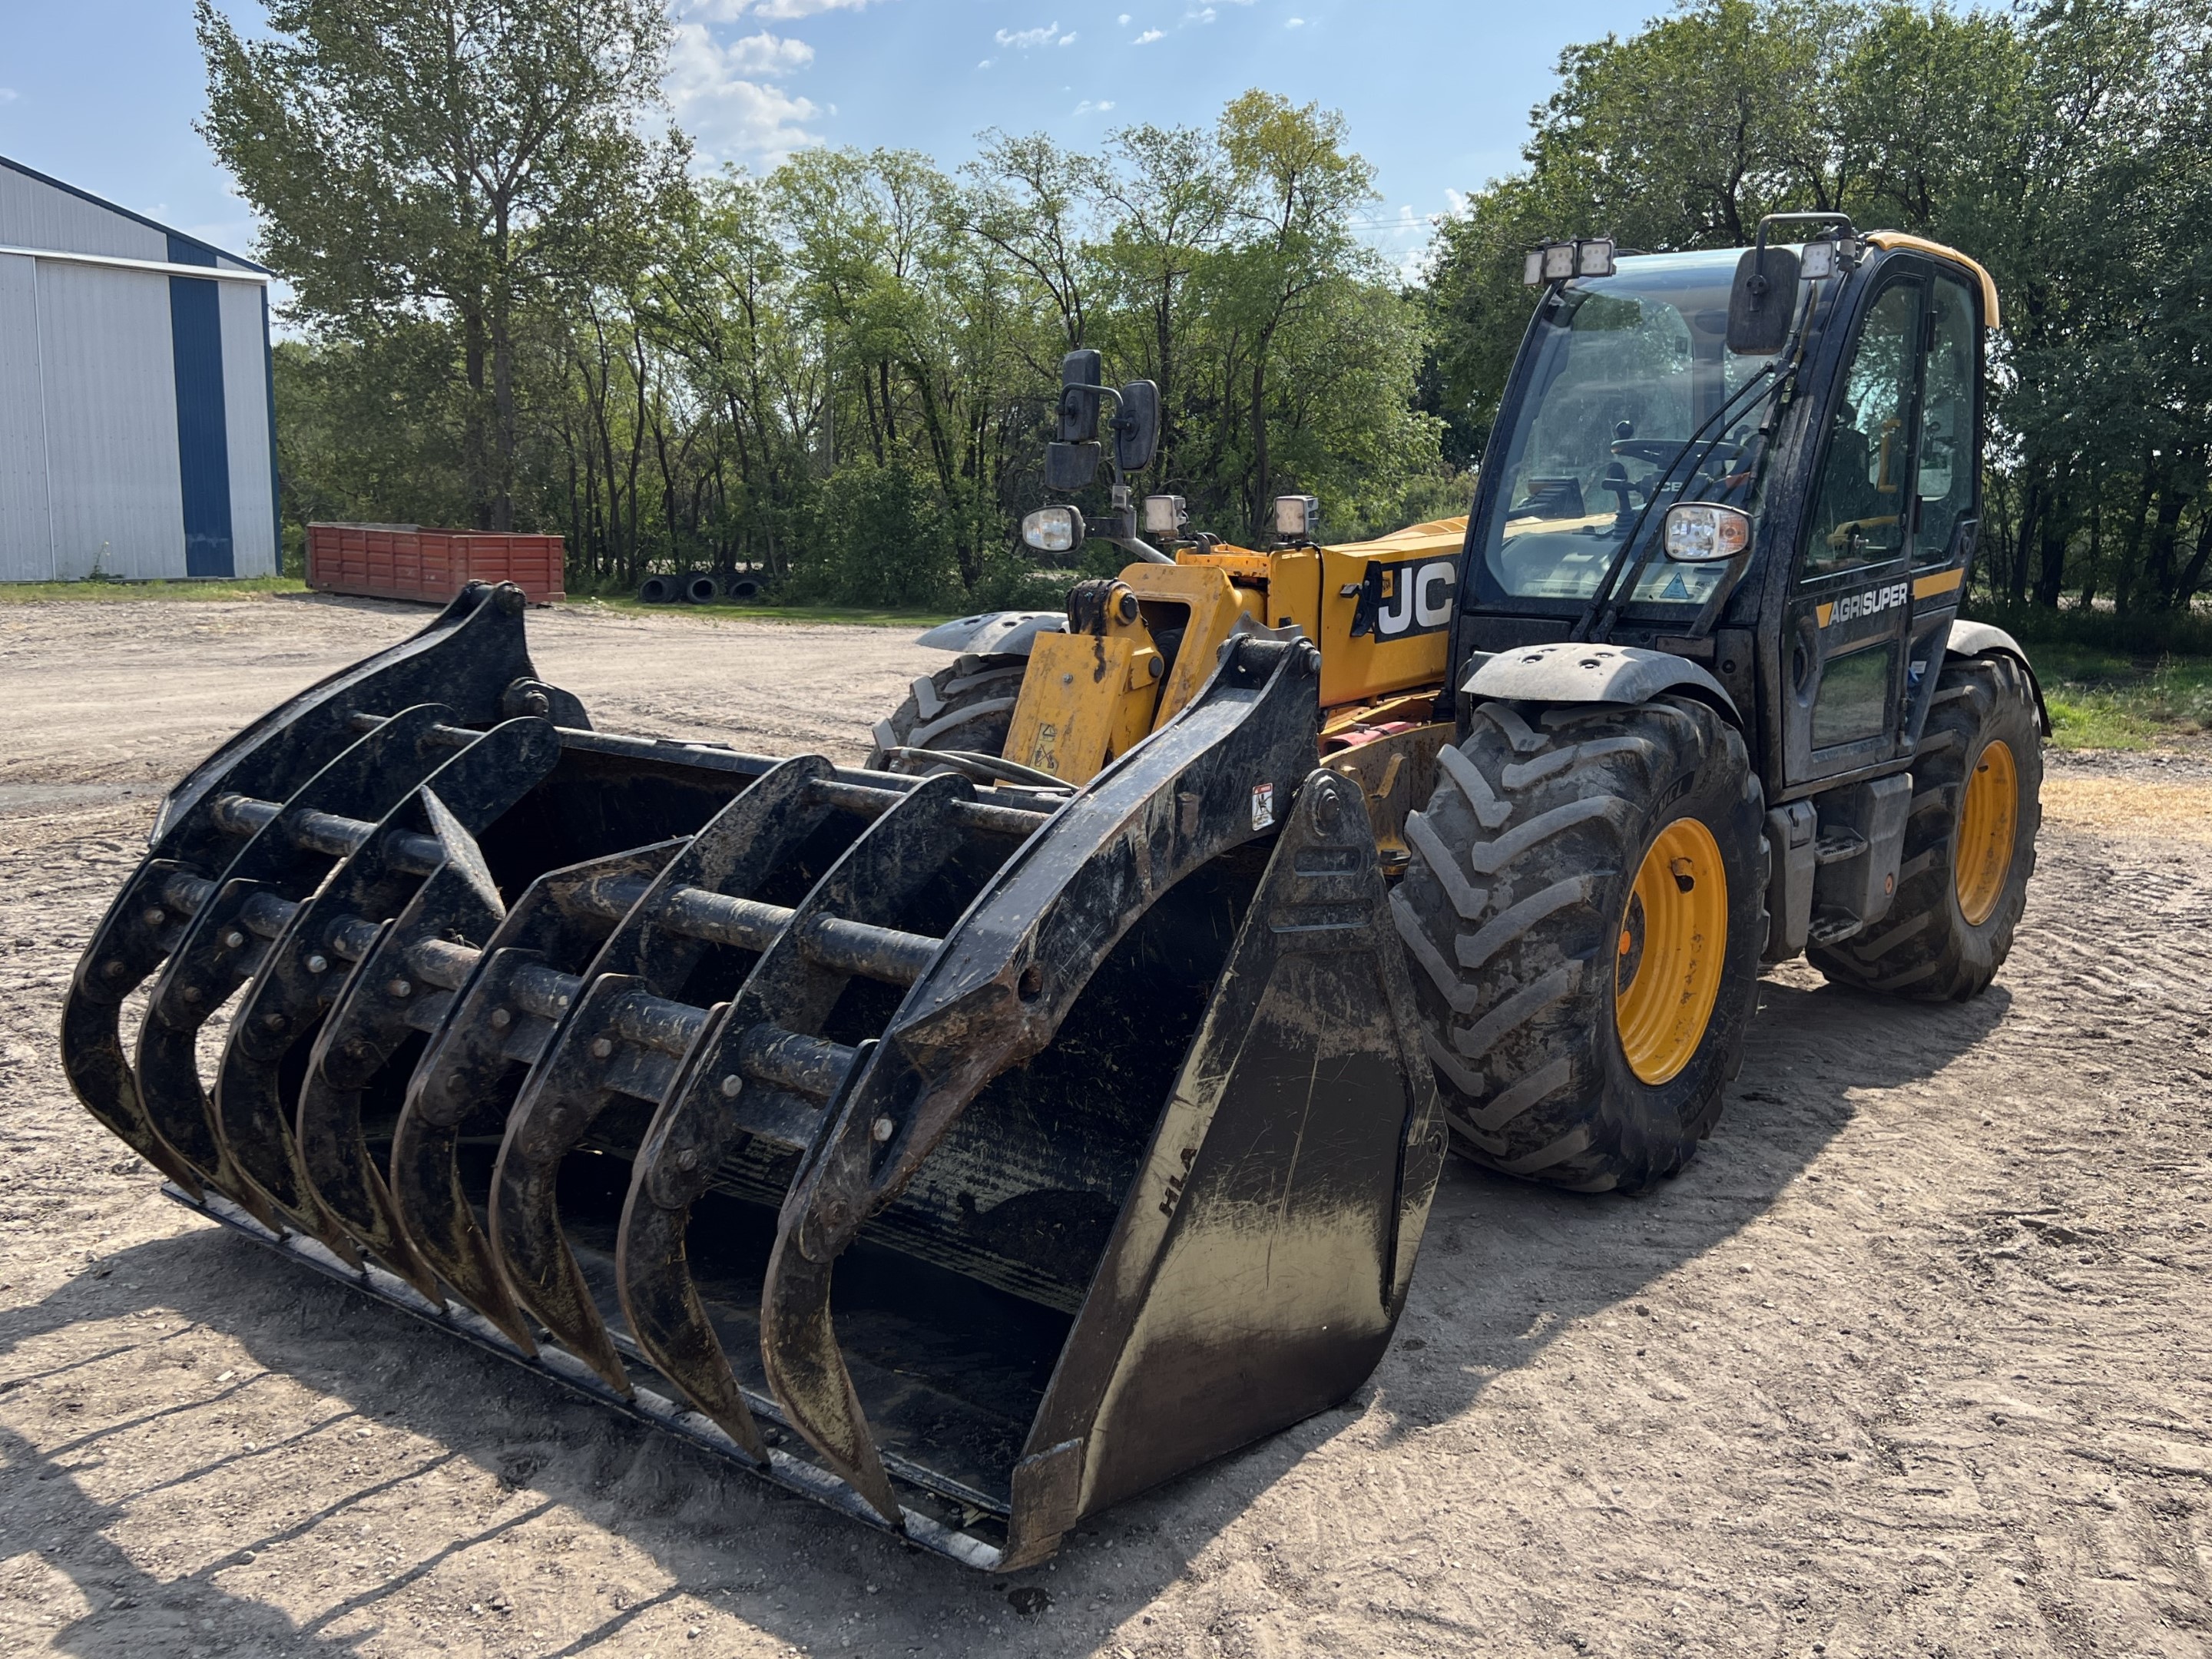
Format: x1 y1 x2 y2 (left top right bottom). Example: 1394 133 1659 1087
167 235 233 578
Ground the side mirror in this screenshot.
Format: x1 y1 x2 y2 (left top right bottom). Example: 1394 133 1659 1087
1043 441 1098 490
1727 245 1800 355
1662 502 1751 562
1057 349 1102 442
1023 505 1088 554
1114 379 1160 472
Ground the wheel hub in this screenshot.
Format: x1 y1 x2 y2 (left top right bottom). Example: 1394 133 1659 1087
1614 817 1727 1086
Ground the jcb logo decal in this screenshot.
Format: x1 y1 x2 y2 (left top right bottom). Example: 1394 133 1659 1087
1817 580 1909 629
1353 558 1458 641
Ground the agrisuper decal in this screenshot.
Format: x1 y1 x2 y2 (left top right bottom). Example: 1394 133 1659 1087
1351 558 1459 641
1816 579 1909 631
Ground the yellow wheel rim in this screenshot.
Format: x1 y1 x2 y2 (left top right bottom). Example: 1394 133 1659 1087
1954 738 2018 926
1614 817 1728 1087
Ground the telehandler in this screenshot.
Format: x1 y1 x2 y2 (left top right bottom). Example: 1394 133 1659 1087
60 214 2036 1568
882 214 2043 1191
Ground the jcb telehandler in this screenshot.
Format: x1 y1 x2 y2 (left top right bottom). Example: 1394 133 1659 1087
885 214 2043 1192
61 214 2037 1568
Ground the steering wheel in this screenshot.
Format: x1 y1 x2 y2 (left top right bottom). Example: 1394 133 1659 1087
1611 437 1749 467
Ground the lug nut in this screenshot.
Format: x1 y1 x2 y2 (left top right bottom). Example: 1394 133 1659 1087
490 1008 512 1028
387 979 412 998
591 1037 614 1058
720 1075 743 1098
263 1012 286 1031
306 954 329 974
144 909 166 929
104 959 128 980
181 985 202 1003
677 1148 699 1172
224 930 247 949
871 1116 896 1143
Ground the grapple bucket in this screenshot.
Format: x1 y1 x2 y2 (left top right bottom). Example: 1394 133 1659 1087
62 581 1444 1569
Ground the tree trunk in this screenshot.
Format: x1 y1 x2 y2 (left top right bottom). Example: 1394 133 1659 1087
2008 472 2041 606
463 302 491 531
1248 346 1271 543
492 199 515 533
2112 460 2157 615
2032 492 2070 609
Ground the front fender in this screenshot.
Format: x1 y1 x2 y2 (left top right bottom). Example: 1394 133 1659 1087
1461 642 1740 723
914 611 1067 657
1944 620 2050 736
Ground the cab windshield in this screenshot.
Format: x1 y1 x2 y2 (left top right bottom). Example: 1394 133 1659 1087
1479 250 1788 608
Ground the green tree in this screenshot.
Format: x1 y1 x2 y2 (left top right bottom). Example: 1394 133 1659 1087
199 0 680 530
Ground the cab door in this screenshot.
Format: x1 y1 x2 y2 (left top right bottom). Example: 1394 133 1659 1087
1782 265 1930 788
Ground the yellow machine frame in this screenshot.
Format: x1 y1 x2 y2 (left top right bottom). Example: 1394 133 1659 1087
1003 517 1472 863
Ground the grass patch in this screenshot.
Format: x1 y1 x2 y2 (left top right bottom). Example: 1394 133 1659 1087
2033 643 2212 750
567 594 955 628
0 575 309 604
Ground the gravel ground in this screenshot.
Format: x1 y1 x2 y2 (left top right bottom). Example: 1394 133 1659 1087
1 594 2207 1659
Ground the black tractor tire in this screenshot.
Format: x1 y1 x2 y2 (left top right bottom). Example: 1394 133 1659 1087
1810 654 2041 1001
1392 694 1768 1193
866 653 1029 773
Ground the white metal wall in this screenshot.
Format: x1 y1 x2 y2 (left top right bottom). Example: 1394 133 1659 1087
0 165 164 262
0 253 48 577
35 259 185 580
0 160 278 582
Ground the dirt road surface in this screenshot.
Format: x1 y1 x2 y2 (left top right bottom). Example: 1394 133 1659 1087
2 594 2207 1659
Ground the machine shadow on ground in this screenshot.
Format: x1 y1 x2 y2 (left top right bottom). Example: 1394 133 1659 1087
0 970 2008 1657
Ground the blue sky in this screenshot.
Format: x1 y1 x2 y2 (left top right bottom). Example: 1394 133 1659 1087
0 0 1666 278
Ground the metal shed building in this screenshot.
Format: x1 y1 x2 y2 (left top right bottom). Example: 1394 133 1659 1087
0 154 277 582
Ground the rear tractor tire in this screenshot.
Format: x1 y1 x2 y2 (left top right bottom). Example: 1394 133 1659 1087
1393 694 1767 1193
866 653 1029 774
1810 654 2041 1000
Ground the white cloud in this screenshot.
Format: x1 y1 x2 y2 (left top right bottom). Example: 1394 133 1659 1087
1060 30 1078 44
1132 26 1163 42
995 22 1063 48
1118 10 1130 20
1073 99 1118 114
664 22 820 161
1285 14 1303 25
977 56 995 68
725 30 814 73
1186 6 1216 22
0 88 16 104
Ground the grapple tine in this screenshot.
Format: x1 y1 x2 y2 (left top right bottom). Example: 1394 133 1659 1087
133 1018 290 1231
488 757 847 1391
267 721 562 1282
762 1226 902 1525
612 1144 770 1461
61 856 204 1194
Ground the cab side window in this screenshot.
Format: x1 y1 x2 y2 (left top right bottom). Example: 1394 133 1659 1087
1803 280 1919 579
1913 276 1978 565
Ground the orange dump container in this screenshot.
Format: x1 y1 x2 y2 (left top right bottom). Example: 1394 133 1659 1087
306 524 565 606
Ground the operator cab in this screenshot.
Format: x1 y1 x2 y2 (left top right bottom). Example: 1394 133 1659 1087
1454 226 2000 801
